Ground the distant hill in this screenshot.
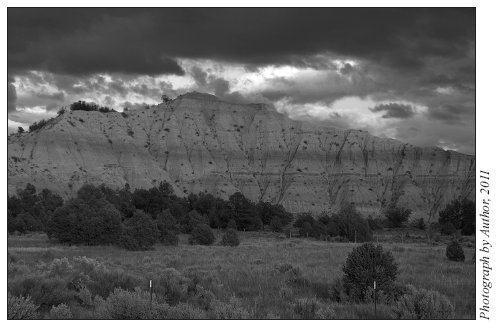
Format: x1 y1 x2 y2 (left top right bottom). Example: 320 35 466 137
8 91 475 221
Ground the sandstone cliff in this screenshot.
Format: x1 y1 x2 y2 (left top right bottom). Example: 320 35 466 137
8 91 475 221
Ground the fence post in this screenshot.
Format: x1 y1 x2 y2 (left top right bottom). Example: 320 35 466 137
149 279 153 306
374 280 377 319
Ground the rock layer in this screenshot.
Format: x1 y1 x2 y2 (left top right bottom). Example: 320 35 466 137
8 92 475 221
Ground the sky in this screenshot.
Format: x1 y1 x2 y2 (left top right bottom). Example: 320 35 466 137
7 8 475 155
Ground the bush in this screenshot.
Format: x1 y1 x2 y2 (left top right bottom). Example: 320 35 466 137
160 230 179 246
293 298 319 319
441 221 457 236
48 303 73 319
446 240 465 262
87 268 144 300
393 285 454 319
385 206 412 228
154 268 189 305
94 287 155 319
7 293 39 319
8 275 75 312
29 118 54 133
341 243 398 300
212 297 250 319
161 302 206 319
189 224 215 245
221 228 240 246
315 304 336 319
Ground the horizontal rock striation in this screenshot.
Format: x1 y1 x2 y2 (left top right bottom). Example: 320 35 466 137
8 91 475 221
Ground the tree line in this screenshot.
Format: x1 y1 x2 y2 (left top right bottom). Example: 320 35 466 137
7 181 475 250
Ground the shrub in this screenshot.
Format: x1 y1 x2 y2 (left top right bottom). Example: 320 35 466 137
48 303 73 319
212 297 250 319
29 118 54 133
160 230 179 246
86 268 144 299
293 298 319 319
393 285 454 319
221 228 240 246
341 243 398 300
121 210 159 250
161 303 206 319
7 293 39 319
189 224 215 245
446 240 465 262
441 221 457 236
315 305 336 319
8 275 75 312
94 287 154 319
385 206 412 227
227 219 237 230
154 268 189 305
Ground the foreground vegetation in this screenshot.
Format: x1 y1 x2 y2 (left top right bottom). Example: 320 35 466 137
8 231 475 319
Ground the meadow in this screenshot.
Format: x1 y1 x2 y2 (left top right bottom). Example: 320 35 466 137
7 229 476 319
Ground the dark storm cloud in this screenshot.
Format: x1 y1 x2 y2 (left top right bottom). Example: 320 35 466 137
8 8 474 76
369 103 416 119
8 77 17 112
427 104 471 124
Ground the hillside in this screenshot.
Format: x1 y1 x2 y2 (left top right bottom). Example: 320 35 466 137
7 92 475 220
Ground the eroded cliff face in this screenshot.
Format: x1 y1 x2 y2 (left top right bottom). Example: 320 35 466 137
8 92 475 221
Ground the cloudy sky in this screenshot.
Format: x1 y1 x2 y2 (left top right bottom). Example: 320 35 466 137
7 8 475 155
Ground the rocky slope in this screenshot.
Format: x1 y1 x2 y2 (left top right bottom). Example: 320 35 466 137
8 91 475 221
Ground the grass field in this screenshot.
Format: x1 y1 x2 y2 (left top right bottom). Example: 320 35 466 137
7 230 476 319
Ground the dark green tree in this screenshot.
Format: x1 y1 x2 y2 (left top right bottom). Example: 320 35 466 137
46 184 122 245
293 212 315 228
441 221 457 236
385 206 412 228
446 240 465 262
342 243 398 300
336 204 372 242
299 222 314 238
122 210 159 250
439 198 475 234
269 217 283 232
229 192 259 230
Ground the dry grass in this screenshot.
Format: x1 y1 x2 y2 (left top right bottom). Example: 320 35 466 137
8 231 475 319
